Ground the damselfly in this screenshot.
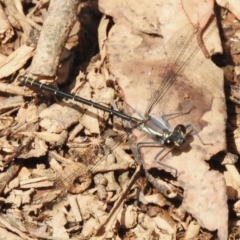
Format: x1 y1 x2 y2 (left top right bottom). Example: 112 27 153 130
18 18 217 200
18 75 190 154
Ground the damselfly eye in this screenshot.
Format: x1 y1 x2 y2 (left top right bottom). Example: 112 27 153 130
164 138 175 148
174 124 186 134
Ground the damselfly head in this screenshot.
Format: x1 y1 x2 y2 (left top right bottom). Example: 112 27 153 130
164 124 187 148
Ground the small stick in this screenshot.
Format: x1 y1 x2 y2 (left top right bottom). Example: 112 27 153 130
30 0 79 77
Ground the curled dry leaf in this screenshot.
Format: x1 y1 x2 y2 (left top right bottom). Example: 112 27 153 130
100 0 228 238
